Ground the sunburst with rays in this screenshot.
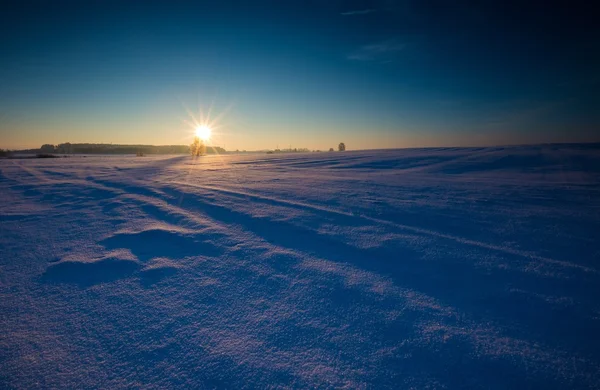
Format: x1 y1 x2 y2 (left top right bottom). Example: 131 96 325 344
180 96 233 149
195 124 212 141
177 96 236 170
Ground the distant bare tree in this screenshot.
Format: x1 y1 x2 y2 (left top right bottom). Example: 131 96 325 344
338 142 346 151
190 137 206 157
329 148 334 152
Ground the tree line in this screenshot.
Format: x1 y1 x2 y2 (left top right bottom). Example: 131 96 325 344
10 143 226 155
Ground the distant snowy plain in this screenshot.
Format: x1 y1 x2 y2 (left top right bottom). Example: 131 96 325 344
1 145 600 389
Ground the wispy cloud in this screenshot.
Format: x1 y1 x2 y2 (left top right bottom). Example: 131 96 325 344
341 9 376 16
347 39 406 62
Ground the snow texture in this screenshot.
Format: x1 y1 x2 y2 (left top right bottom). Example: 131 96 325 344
1 145 600 389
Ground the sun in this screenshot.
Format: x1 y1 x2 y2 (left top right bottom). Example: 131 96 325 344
195 125 212 140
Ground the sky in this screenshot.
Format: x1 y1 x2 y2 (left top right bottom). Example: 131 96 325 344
1 0 599 150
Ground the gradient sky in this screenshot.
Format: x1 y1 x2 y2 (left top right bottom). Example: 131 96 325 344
1 0 599 150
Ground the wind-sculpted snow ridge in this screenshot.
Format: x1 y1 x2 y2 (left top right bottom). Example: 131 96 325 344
1 145 600 389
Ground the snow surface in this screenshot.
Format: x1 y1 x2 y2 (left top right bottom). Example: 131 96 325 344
1 145 600 389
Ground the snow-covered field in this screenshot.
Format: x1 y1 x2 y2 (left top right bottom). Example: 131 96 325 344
1 145 600 389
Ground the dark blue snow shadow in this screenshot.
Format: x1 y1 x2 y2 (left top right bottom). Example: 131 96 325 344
13 182 119 209
251 311 547 388
40 169 74 179
0 213 39 222
164 187 600 365
438 147 600 174
42 258 181 288
100 200 125 214
333 154 460 170
138 203 192 228
100 229 222 261
139 266 179 287
86 176 166 199
41 258 141 287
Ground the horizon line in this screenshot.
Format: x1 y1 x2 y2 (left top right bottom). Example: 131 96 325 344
4 141 600 153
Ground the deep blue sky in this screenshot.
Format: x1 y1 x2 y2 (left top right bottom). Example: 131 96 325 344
1 0 598 149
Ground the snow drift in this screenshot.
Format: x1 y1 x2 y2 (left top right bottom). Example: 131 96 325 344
1 145 599 388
